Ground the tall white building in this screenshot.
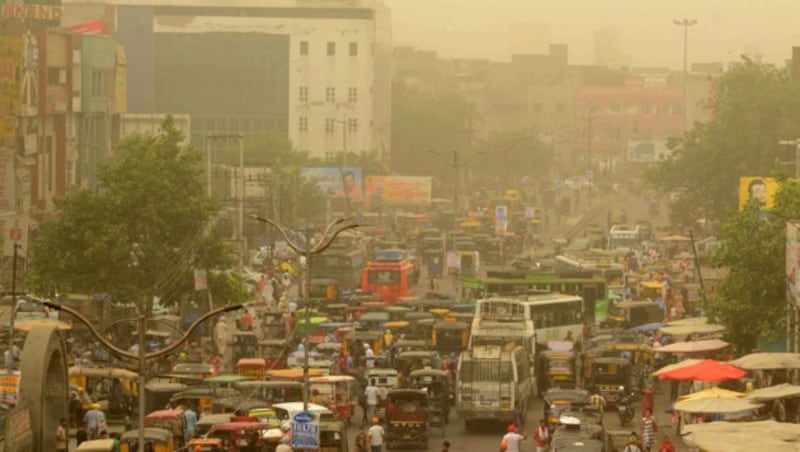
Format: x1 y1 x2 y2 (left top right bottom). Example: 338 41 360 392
62 0 392 160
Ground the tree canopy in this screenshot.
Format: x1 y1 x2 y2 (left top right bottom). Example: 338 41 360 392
27 117 242 308
648 58 800 228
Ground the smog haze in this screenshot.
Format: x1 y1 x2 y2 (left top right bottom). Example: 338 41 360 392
385 0 800 68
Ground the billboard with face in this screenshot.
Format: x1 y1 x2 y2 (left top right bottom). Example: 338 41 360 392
301 167 363 200
738 177 779 210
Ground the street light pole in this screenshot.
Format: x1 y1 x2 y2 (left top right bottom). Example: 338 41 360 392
674 18 697 130
249 215 358 412
41 300 242 448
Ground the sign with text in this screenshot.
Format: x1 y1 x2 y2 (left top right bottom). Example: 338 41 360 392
291 410 320 449
365 176 432 207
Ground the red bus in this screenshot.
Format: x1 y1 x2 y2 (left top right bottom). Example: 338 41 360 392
361 260 414 304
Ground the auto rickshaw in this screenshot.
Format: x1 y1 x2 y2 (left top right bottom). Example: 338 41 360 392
171 363 215 380
292 315 331 341
196 413 232 437
310 278 340 302
383 321 410 337
169 386 239 414
208 422 272 451
342 329 383 357
259 309 286 338
119 427 173 452
539 350 578 394
431 319 469 356
414 318 436 343
204 374 249 389
408 369 450 424
395 351 439 378
358 311 390 330
186 438 224 452
320 421 350 452
310 375 357 422
267 367 325 382
144 382 186 415
385 389 430 449
68 384 104 417
144 408 186 449
257 339 287 370
68 366 138 416
542 388 589 431
236 358 267 380
588 357 632 406
638 280 663 299
320 303 349 322
235 380 304 405
393 338 429 352
231 331 259 363
385 305 412 321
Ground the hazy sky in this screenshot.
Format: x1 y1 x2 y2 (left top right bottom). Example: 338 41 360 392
384 0 800 69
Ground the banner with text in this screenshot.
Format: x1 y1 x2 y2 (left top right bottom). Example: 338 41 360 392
301 167 363 201
365 176 432 207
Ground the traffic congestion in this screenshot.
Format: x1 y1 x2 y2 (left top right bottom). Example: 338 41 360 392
4 181 795 452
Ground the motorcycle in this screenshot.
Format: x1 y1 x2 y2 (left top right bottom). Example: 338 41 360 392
617 394 634 426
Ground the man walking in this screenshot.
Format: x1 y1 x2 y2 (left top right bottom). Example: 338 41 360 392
55 418 68 452
364 381 380 422
368 417 385 452
533 419 550 452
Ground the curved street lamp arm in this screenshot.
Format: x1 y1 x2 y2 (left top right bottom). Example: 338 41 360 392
248 215 305 255
42 301 138 361
311 223 359 254
145 304 243 361
321 217 349 240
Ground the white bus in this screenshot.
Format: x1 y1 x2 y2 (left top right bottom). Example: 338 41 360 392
456 344 531 430
607 224 641 250
470 298 536 383
517 293 584 346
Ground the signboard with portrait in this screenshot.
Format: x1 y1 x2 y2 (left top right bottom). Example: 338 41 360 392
738 177 779 211
364 176 432 207
301 167 362 200
787 222 800 307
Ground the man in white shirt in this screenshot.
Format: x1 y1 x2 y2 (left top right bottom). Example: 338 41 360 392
502 424 525 452
368 417 385 452
365 344 376 368
364 383 380 422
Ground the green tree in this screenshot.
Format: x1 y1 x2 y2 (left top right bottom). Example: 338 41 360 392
648 58 800 229
707 177 800 353
391 82 479 182
27 117 244 308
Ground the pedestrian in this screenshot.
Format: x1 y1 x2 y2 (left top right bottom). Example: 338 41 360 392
184 404 198 442
275 435 293 452
368 417 385 452
83 408 106 439
658 436 676 452
55 418 68 452
589 391 606 413
110 432 121 452
69 392 82 427
76 423 88 446
241 309 254 331
364 381 380 422
533 418 550 452
624 436 643 452
441 440 450 452
640 409 658 452
512 400 524 430
501 424 525 452
641 387 655 415
355 423 369 452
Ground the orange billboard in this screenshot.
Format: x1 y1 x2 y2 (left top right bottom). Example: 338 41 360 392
365 176 432 207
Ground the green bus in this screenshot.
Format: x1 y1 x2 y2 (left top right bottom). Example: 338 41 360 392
460 273 609 325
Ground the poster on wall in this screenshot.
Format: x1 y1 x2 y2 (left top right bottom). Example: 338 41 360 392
739 176 779 211
301 167 363 201
365 176 432 207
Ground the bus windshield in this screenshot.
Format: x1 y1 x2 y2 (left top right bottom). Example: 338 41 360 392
368 271 400 284
460 360 513 382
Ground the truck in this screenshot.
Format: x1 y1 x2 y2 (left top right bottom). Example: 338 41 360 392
456 343 531 430
607 224 641 250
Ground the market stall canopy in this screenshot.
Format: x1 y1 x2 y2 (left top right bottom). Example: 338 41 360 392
14 319 71 331
655 339 729 354
729 352 800 370
673 395 762 413
682 420 800 452
651 359 703 377
659 324 726 337
746 383 800 401
659 359 746 382
658 235 691 242
678 386 745 402
69 366 138 379
667 316 708 326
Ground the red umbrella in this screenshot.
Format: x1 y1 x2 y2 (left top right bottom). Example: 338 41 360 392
658 359 746 382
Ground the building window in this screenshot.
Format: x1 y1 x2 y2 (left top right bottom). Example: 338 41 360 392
326 87 335 103
300 41 309 55
299 116 308 132
349 42 358 56
348 87 358 104
327 41 336 56
299 86 309 103
325 118 335 134
347 118 358 133
91 71 105 97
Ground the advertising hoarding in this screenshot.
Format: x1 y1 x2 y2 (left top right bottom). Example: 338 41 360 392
301 167 362 200
787 222 800 307
738 177 779 211
365 176 431 207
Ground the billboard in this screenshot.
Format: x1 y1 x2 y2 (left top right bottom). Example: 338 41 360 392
788 222 800 307
626 140 671 162
739 177 779 211
301 167 362 200
365 176 432 207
